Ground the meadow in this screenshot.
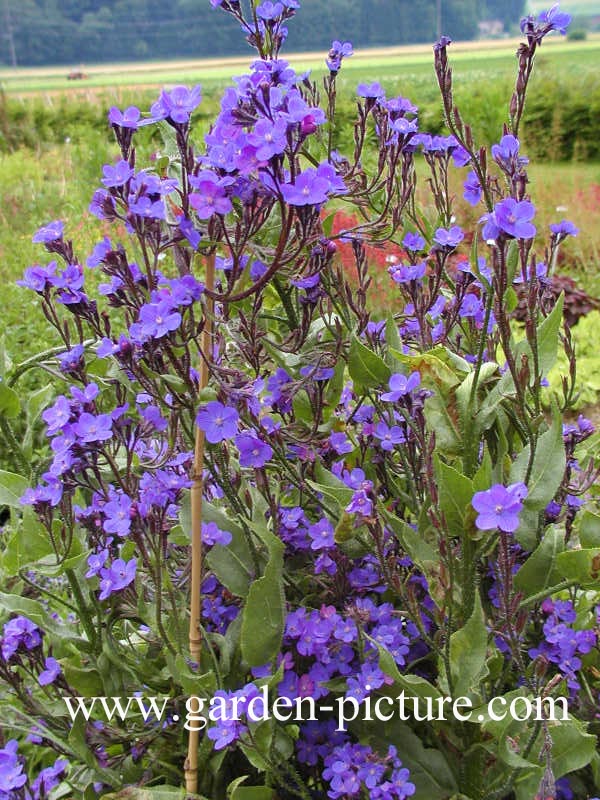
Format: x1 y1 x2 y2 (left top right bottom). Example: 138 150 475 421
1 38 599 382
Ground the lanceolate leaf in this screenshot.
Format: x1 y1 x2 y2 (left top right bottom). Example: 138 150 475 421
241 534 285 667
348 336 390 390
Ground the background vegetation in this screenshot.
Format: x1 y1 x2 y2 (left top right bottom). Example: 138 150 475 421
0 39 599 457
0 0 533 66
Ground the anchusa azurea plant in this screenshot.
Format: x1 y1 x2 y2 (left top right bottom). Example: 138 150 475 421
2 2 600 799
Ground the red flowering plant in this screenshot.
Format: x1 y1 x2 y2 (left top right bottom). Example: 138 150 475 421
1 2 599 799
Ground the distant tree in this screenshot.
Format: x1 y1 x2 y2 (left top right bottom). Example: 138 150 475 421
482 0 527 31
1 0 500 66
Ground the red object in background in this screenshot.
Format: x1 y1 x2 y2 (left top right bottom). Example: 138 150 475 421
329 210 405 277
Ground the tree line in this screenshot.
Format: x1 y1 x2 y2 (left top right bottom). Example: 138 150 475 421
2 0 525 66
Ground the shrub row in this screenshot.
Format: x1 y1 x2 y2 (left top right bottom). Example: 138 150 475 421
1 68 599 160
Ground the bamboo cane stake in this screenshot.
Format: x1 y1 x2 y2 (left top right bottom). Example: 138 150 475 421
185 252 216 796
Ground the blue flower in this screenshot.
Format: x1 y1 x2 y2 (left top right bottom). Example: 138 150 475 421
196 401 239 444
472 482 528 532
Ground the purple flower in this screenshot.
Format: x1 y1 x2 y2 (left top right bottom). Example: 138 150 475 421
257 1 284 20
538 3 572 34
32 220 63 243
326 40 353 72
492 134 522 161
357 82 385 100
103 492 133 536
453 146 470 167
73 412 113 443
402 231 425 252
136 300 182 340
389 261 426 284
190 171 233 218
87 237 112 268
380 372 421 402
235 432 273 467
101 159 134 188
86 549 109 578
329 431 353 454
346 489 373 517
17 262 57 292
483 198 536 240
247 117 288 160
128 195 165 220
98 558 137 601
472 482 528 533
281 169 330 206
459 293 484 323
374 422 406 451
433 225 464 249
151 85 202 124
0 740 27 793
31 758 68 798
196 401 239 444
42 396 71 435
1 616 42 661
108 105 142 128
39 656 62 686
202 521 232 546
57 344 85 374
177 216 202 250
390 117 418 138
463 171 482 206
308 518 335 551
434 35 452 50
550 219 579 239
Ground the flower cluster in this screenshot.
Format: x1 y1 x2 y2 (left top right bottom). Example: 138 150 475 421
7 1 597 799
529 598 597 691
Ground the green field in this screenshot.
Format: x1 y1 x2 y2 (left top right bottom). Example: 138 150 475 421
1 37 599 365
1 35 599 96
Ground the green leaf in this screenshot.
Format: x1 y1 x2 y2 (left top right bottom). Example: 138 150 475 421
63 663 105 696
292 390 313 425
180 495 255 597
348 336 390 390
307 462 353 509
435 458 474 539
513 718 596 800
372 637 442 701
423 393 462 456
579 510 600 548
509 407 566 549
555 548 600 588
103 789 192 800
241 535 285 667
537 293 564 377
362 719 458 798
381 507 437 568
391 345 467 390
514 527 565 600
231 788 274 800
0 382 20 418
548 718 597 777
449 592 488 697
455 362 499 437
25 382 53 422
506 240 520 283
324 358 346 416
0 470 28 507
1 509 54 571
161 373 188 393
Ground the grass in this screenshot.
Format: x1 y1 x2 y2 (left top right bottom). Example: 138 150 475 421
1 140 598 361
0 39 599 363
1 35 599 96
